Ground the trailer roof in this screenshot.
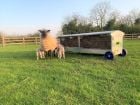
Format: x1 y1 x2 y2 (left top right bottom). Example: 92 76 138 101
58 30 123 37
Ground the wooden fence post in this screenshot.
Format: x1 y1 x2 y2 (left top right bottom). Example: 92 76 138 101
2 35 5 47
132 34 133 40
35 37 38 45
22 37 25 45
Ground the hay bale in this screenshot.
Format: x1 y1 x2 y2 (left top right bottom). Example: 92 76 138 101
60 37 78 47
80 35 111 49
60 35 111 49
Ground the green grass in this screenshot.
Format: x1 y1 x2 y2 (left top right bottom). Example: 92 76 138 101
0 40 140 105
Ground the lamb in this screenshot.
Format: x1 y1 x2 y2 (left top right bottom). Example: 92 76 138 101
55 44 65 59
36 48 45 60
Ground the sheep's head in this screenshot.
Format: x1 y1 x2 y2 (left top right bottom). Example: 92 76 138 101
39 29 51 38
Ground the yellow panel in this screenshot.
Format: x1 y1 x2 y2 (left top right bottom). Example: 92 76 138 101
111 31 124 55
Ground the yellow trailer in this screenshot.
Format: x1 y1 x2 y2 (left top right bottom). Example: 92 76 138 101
58 30 127 60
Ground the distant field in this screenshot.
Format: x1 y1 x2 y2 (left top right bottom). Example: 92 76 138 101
0 40 140 105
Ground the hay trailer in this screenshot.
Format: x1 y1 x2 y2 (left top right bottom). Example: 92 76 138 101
58 30 127 60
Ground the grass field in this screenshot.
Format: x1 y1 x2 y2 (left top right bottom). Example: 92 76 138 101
0 40 140 105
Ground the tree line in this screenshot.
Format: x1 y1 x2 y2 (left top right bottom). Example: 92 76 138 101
62 1 140 35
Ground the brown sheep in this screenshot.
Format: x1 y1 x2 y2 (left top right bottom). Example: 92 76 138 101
38 29 65 59
39 29 58 57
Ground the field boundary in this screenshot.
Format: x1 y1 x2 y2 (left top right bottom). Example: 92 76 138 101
0 33 139 46
0 36 40 46
125 33 140 40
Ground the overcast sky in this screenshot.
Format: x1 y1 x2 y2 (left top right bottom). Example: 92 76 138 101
0 0 140 35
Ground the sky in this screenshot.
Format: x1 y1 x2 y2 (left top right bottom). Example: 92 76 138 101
0 0 140 35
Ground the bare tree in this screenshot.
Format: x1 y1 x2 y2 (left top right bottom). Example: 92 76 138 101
119 9 140 26
109 10 120 20
128 9 140 25
90 1 111 29
63 14 89 27
119 15 132 26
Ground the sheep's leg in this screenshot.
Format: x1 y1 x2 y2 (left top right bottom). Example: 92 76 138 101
53 50 56 57
36 51 39 60
46 51 48 57
54 49 58 57
62 51 65 59
47 51 51 57
54 50 56 57
58 51 60 59
59 51 62 59
42 51 45 58
40 52 43 59
50 51 53 59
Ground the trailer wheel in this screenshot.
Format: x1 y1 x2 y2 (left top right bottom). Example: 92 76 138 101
104 51 114 60
119 49 127 57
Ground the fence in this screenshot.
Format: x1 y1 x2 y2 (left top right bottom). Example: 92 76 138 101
125 33 140 40
0 36 40 47
0 34 139 47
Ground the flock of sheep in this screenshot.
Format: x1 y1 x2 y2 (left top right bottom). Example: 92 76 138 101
36 29 65 60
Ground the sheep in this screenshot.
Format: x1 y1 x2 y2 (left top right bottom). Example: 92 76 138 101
38 29 65 59
36 48 45 60
54 43 65 59
39 29 58 57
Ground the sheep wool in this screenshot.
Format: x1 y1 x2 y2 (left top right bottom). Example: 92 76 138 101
41 33 58 51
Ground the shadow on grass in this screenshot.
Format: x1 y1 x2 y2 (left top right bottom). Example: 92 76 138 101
0 51 36 60
66 52 104 60
0 51 105 61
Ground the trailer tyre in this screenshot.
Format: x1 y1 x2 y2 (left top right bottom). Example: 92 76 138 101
104 51 114 60
119 49 127 57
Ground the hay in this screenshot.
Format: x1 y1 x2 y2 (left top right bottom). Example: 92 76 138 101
80 35 111 49
60 35 111 49
60 37 78 47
